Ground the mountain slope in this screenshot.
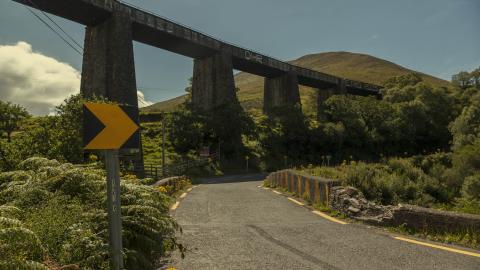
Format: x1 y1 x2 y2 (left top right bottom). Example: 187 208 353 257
142 51 451 114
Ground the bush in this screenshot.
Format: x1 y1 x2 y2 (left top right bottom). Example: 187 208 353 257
0 157 182 269
461 173 480 200
298 152 480 213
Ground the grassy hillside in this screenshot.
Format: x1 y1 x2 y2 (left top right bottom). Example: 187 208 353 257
142 51 451 115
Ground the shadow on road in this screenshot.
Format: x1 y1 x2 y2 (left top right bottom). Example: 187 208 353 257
194 173 268 185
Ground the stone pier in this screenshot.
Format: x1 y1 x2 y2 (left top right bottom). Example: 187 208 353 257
80 11 143 174
81 12 138 106
316 88 334 121
192 51 237 110
336 78 347 95
263 71 301 115
317 79 348 121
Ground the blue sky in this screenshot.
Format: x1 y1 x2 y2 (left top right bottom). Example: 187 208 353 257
0 0 479 109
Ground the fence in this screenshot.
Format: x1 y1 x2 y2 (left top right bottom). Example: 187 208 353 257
127 152 218 180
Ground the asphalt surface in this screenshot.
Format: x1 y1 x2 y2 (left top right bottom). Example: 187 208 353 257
167 174 480 270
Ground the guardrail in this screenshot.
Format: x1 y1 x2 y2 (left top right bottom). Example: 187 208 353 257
266 169 340 206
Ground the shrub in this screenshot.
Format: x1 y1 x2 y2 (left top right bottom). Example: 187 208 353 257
0 157 182 269
461 173 480 200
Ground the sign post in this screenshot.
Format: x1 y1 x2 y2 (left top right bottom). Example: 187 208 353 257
105 149 123 270
83 103 140 270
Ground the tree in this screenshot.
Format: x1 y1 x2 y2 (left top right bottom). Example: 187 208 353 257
470 67 480 90
0 101 30 142
449 93 480 150
452 71 472 89
51 94 84 163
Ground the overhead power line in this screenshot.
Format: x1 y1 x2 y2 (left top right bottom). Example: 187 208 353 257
25 7 83 56
26 0 84 50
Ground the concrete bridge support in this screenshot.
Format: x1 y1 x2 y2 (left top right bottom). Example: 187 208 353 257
263 71 301 115
192 52 237 110
317 89 334 121
317 79 347 121
336 78 347 95
81 12 138 106
80 11 143 174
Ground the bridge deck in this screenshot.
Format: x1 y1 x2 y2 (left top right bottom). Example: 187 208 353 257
15 0 381 95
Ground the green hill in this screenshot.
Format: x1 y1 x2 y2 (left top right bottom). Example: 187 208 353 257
142 51 451 115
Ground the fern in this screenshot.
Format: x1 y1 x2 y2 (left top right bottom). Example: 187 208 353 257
0 260 50 270
0 158 183 269
0 205 22 219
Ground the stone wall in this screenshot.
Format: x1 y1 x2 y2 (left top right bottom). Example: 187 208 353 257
330 186 480 234
265 170 340 206
267 170 480 234
152 175 188 189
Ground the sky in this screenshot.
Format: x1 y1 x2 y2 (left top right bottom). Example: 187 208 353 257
0 0 479 115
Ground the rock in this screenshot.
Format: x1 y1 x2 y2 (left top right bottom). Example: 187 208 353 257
348 198 361 208
331 186 344 191
347 206 361 214
345 186 359 196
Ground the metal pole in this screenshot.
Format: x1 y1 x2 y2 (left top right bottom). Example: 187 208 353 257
104 150 124 270
162 114 166 176
246 156 249 173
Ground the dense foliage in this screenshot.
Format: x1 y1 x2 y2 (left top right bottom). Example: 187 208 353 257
295 70 480 214
0 157 182 269
252 73 460 170
167 98 255 166
0 100 30 142
299 145 480 215
0 95 84 172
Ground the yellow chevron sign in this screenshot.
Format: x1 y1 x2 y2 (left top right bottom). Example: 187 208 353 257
83 103 139 150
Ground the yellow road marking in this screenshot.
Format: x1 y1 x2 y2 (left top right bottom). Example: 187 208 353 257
394 236 480 258
312 210 348 225
187 187 193 192
170 201 180 210
287 197 305 206
179 193 187 199
273 190 282 194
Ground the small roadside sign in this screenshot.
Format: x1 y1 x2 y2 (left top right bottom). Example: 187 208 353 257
83 102 140 150
200 146 210 157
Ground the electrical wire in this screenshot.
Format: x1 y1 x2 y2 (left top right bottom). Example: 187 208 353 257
25 7 83 56
26 0 84 50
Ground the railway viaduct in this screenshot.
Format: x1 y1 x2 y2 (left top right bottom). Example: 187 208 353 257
14 0 382 167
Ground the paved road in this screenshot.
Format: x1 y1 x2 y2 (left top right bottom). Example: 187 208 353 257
167 174 480 270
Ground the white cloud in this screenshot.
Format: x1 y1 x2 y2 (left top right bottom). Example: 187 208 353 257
0 41 154 115
0 41 80 115
137 90 153 108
